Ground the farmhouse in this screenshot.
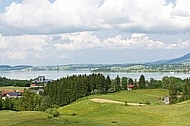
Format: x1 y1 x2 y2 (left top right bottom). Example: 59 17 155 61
2 90 16 95
30 83 44 88
29 89 44 94
6 92 21 99
1 90 21 100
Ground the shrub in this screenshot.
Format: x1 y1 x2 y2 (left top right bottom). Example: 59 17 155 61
112 121 117 123
46 108 60 117
72 113 77 116
47 115 53 119
125 101 128 106
107 88 116 93
145 101 151 105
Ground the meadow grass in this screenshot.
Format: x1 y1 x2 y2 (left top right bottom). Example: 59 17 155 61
0 86 29 92
1 89 190 126
87 89 169 105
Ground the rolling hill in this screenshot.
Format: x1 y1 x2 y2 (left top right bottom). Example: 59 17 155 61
147 52 190 65
2 89 190 126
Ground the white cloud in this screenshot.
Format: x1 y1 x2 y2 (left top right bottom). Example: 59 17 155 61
1 50 27 60
0 31 190 64
0 0 190 35
51 32 190 50
0 34 50 60
53 32 101 50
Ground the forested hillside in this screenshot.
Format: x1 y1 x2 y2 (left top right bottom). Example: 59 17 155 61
44 73 111 106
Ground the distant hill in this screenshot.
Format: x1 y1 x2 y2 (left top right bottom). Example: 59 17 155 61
0 65 33 71
0 53 190 72
147 52 190 65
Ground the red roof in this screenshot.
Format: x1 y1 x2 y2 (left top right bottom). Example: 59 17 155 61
30 83 44 87
127 84 135 88
2 90 16 95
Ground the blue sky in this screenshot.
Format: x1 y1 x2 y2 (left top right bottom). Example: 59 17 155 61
0 0 190 66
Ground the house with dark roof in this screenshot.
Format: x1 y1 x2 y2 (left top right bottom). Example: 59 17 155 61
6 92 21 99
2 90 16 95
2 92 21 100
29 89 44 94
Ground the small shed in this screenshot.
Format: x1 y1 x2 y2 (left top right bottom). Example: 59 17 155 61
164 96 170 105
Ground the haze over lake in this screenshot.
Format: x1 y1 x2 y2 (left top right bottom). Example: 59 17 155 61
0 70 189 81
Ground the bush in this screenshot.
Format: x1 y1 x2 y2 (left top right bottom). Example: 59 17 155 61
112 121 117 123
47 115 53 119
107 88 116 93
125 101 128 106
46 108 60 117
145 101 151 105
71 113 77 116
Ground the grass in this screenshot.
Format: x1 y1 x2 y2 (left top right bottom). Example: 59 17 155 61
0 110 76 126
0 86 29 92
1 89 190 126
87 89 169 105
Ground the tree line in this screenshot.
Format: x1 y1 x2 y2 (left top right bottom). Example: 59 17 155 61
0 77 30 87
44 73 111 106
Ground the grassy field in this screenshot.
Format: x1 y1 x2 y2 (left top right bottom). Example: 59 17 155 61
0 86 29 92
87 89 169 105
1 89 190 126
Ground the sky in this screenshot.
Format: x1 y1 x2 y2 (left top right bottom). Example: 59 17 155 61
0 0 190 66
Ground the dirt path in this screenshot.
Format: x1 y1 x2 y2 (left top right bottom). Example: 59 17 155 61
90 98 145 106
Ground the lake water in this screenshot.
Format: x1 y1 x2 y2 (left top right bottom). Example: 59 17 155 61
0 70 190 80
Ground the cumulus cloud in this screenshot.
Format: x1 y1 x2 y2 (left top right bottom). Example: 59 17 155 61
0 0 190 35
0 31 190 64
0 34 50 60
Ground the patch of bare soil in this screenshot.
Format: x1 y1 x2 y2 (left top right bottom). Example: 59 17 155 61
90 98 145 106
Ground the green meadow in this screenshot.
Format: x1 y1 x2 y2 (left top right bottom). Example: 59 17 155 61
1 89 190 126
0 86 29 92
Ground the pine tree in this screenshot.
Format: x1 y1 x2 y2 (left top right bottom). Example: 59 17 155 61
122 77 128 90
182 78 190 101
169 77 178 104
139 75 146 89
0 99 2 110
115 75 121 91
105 75 111 92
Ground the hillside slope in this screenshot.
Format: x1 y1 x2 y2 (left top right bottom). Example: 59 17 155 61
147 52 190 65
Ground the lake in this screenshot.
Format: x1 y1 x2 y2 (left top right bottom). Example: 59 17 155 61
0 70 190 80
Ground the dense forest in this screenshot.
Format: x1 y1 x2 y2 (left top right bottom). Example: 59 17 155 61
44 73 111 106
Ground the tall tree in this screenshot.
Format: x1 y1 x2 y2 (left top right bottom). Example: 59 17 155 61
169 77 178 104
0 99 2 110
128 78 134 84
122 77 128 90
182 78 190 101
138 75 146 89
105 75 111 92
134 79 138 89
115 75 121 91
162 76 171 89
